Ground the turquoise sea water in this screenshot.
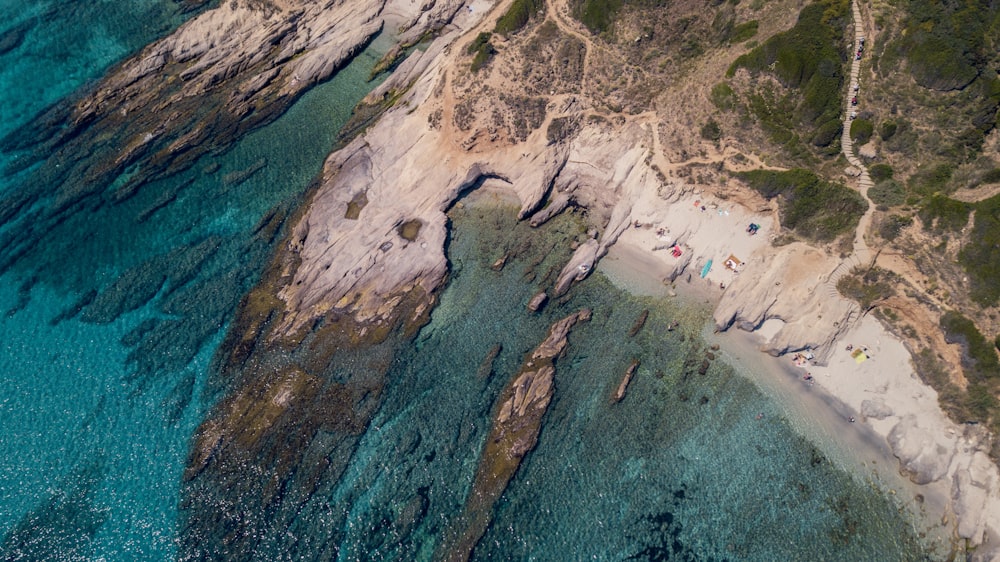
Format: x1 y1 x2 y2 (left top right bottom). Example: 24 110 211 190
0 2 391 559
0 2 935 560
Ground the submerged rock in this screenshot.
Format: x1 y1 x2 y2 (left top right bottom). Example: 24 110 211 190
614 359 640 403
527 291 547 312
437 310 589 561
628 309 649 337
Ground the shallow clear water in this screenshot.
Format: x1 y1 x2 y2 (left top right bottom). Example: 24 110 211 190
316 198 929 561
0 2 934 560
0 2 391 559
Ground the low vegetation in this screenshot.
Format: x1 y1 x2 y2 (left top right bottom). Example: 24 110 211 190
729 20 759 43
836 266 896 314
700 118 721 141
958 194 1000 306
495 0 544 35
868 180 905 209
934 311 1000 450
876 214 911 241
571 0 624 33
736 168 867 242
849 118 872 144
467 32 496 72
726 1 849 155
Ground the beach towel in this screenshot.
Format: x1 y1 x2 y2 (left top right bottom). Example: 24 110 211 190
851 349 868 363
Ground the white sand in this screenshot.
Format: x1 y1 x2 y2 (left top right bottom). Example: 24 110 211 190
597 190 1000 555
604 192 774 294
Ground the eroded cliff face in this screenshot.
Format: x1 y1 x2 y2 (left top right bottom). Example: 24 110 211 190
713 243 856 363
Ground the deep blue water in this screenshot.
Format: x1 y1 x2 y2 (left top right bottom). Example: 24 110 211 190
0 2 934 560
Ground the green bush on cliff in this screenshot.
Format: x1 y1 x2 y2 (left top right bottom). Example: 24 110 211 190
737 168 867 242
959 194 1000 306
941 311 1000 385
711 82 735 110
467 32 496 72
836 266 897 313
909 162 955 196
495 0 544 35
726 1 848 154
700 118 722 141
810 118 841 147
869 179 905 208
880 121 897 140
877 214 911 240
869 163 893 182
918 194 971 232
572 0 624 33
849 118 873 144
730 20 759 43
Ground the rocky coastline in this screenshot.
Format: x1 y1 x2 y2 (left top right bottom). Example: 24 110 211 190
12 0 997 556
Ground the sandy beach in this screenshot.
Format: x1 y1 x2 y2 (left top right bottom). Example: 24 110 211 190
598 191 1000 555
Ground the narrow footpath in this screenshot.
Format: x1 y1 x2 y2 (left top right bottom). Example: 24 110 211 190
826 0 875 299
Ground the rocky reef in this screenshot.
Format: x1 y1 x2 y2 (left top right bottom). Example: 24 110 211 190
436 309 590 561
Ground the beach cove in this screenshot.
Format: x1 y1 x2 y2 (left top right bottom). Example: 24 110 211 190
0 0 998 559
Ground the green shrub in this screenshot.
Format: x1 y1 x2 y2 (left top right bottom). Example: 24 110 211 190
877 214 912 240
726 2 847 145
495 0 544 35
869 163 894 182
880 121 897 140
731 20 758 42
467 32 495 72
700 118 722 141
849 118 873 144
905 31 979 91
573 0 623 33
869 179 906 208
982 168 1000 183
467 32 492 55
959 194 1000 305
909 163 955 196
810 118 841 147
737 168 867 241
918 193 971 232
711 82 736 110
940 310 1000 384
836 266 896 312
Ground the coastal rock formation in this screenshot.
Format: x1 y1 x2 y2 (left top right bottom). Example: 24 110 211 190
887 414 956 485
437 309 590 561
714 243 855 362
3 0 380 216
952 450 999 545
614 359 640 403
860 398 893 420
269 75 661 339
527 291 548 312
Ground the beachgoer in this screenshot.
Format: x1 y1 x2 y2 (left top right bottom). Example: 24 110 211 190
848 417 855 423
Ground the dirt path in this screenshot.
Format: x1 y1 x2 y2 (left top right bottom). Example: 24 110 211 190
545 0 595 92
826 0 874 296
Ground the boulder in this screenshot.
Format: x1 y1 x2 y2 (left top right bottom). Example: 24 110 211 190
527 291 548 312
860 398 893 420
887 414 956 485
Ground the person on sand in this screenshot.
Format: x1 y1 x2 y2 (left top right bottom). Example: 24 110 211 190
848 417 855 423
